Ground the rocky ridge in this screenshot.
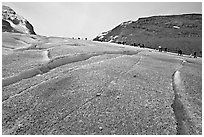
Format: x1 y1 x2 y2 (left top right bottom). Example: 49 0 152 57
2 5 36 35
93 14 202 56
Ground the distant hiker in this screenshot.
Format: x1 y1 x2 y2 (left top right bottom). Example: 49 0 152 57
122 41 126 45
178 49 182 56
193 52 197 58
140 44 145 48
164 47 167 52
158 46 162 52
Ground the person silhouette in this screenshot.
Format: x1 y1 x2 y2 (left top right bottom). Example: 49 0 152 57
193 52 197 58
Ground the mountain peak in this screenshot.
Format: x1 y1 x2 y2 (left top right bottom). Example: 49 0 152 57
2 5 36 35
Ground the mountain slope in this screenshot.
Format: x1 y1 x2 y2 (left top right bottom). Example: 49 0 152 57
2 5 36 35
93 14 202 56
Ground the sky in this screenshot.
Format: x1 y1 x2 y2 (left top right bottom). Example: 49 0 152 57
3 2 202 39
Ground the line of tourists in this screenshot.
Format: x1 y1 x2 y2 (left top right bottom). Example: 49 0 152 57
158 46 199 58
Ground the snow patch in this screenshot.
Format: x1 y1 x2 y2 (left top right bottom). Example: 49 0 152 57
173 26 180 29
114 35 118 39
97 31 111 40
108 39 114 43
120 20 133 26
97 31 110 37
6 19 29 33
42 50 50 62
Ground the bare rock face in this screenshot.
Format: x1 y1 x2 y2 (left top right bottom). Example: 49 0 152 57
2 5 36 35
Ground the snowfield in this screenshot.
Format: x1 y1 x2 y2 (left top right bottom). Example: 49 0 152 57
2 32 202 135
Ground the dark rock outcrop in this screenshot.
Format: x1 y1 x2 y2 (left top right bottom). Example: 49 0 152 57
2 5 36 35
